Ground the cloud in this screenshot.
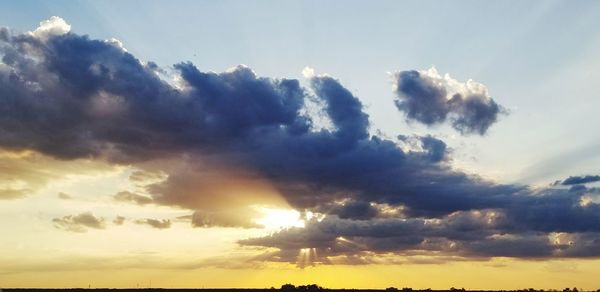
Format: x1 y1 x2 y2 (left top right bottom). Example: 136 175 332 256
57 192 72 200
29 16 71 41
505 188 600 233
240 208 600 265
134 218 171 229
128 170 166 184
398 134 449 163
240 186 600 265
113 215 126 225
113 191 153 205
191 208 261 229
560 175 600 185
52 212 106 232
0 149 115 200
1 18 472 217
327 200 379 220
0 188 29 199
393 67 504 135
308 73 370 142
144 157 287 212
2 18 600 263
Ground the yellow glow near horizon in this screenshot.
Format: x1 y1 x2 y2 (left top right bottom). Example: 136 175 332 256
2 259 600 290
254 207 305 230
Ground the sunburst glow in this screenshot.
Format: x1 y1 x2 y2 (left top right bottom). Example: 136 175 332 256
254 207 305 230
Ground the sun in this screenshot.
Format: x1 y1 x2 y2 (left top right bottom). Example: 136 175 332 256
253 206 305 230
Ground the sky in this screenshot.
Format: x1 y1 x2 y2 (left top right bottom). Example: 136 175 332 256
0 0 600 289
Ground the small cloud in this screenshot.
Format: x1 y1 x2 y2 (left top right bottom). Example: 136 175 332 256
128 170 166 184
113 216 126 225
113 191 153 205
135 218 171 229
57 192 72 200
302 67 315 78
393 67 505 135
561 175 600 186
52 212 106 233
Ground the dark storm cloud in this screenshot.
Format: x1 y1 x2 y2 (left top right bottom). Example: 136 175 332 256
0 27 313 162
419 135 448 162
561 175 600 185
2 18 600 261
1 18 508 218
52 212 106 232
143 57 517 219
330 200 379 220
505 188 600 233
393 69 504 135
240 187 600 260
241 208 600 263
398 134 449 163
308 75 370 142
394 70 449 125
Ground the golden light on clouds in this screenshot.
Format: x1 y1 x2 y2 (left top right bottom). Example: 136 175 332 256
254 207 305 230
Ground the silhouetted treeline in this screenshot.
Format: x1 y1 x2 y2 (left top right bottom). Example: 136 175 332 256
281 284 324 292
1 287 598 292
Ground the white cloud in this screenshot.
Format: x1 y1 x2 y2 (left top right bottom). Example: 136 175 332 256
419 66 491 101
29 16 71 41
302 66 315 78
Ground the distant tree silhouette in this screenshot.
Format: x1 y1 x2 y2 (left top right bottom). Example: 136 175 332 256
385 287 398 292
301 284 324 291
280 284 324 292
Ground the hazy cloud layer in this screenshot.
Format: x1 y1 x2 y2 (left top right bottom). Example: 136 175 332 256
2 18 599 263
191 208 262 229
393 67 504 135
0 149 114 199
